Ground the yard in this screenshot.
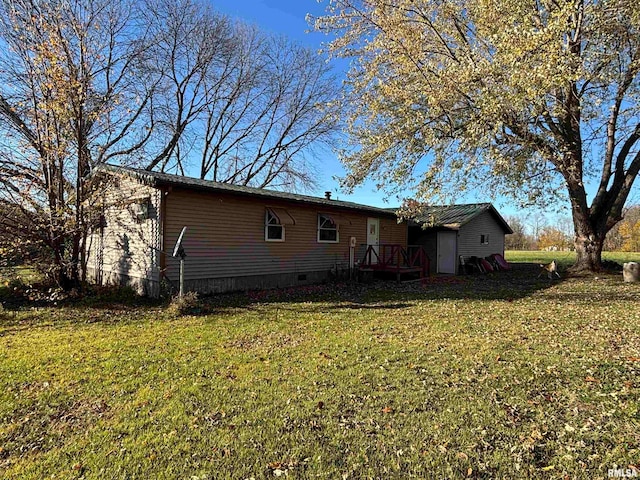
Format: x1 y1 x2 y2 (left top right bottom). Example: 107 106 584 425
1 255 639 479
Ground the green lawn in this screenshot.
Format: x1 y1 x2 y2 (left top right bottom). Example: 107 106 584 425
0 266 40 286
505 250 640 269
1 266 639 479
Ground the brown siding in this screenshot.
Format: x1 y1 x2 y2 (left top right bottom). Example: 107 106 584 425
162 188 406 289
380 217 407 245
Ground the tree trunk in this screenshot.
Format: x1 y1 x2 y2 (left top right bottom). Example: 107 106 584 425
563 146 607 273
572 231 604 272
571 206 605 273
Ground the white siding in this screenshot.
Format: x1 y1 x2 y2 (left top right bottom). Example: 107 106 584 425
86 176 161 295
458 211 506 259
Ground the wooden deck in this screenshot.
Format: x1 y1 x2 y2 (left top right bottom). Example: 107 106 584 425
359 244 430 282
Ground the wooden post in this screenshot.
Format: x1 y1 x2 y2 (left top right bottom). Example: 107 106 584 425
172 226 188 296
349 237 356 280
179 257 185 296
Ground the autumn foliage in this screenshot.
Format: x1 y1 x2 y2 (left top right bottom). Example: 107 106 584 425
314 0 640 271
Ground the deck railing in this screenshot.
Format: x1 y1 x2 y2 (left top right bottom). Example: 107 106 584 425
360 244 429 280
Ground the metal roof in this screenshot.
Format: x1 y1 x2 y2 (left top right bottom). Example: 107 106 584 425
96 164 398 217
409 203 513 233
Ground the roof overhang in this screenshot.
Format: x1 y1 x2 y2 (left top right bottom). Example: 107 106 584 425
406 203 513 234
95 164 399 219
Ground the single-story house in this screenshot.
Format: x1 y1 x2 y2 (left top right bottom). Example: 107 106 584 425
407 203 513 275
86 165 409 297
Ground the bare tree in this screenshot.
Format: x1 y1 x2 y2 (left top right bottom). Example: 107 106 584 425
557 216 574 247
141 0 237 173
0 0 340 288
0 0 155 286
150 14 340 191
504 215 534 250
530 212 548 248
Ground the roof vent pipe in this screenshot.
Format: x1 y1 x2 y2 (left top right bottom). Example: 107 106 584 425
324 191 332 200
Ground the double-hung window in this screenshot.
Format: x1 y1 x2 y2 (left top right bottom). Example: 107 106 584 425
265 209 285 241
318 214 338 243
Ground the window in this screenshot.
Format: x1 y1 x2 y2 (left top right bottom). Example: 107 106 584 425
265 209 285 241
480 234 490 244
318 214 339 243
132 198 151 222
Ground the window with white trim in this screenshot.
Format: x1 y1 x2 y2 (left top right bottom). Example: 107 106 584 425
480 234 490 244
265 209 285 241
318 214 338 243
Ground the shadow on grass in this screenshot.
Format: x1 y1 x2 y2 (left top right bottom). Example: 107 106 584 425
192 262 568 316
0 262 577 323
533 273 635 304
0 282 163 311
0 281 166 334
541 290 636 303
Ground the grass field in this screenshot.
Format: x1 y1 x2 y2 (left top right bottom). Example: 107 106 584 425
1 263 639 478
505 250 640 270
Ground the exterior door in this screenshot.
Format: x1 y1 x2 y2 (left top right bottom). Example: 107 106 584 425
437 231 457 274
367 218 380 264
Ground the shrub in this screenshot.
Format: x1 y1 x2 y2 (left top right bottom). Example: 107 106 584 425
75 284 143 308
167 291 200 316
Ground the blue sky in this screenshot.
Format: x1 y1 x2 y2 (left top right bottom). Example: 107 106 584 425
207 0 549 219
207 0 640 236
209 0 418 209
211 0 327 48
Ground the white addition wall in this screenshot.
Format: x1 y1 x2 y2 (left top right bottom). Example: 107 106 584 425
86 176 162 296
457 211 506 259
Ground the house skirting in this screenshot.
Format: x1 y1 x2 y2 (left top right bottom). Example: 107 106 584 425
175 269 332 296
87 267 337 297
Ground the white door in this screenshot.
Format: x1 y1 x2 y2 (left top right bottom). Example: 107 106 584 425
367 218 380 264
437 231 457 274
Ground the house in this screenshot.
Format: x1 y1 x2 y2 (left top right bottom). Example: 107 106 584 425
86 165 409 297
407 203 513 274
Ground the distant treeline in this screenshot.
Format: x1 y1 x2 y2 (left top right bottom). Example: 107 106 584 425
506 205 640 252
